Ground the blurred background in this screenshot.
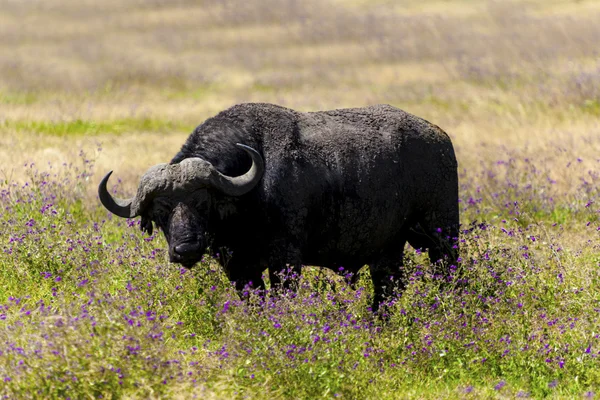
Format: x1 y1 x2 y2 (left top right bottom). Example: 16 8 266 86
1 0 599 197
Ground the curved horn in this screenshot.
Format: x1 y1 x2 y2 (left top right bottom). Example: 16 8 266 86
209 144 264 196
98 171 136 218
99 144 264 217
99 163 172 218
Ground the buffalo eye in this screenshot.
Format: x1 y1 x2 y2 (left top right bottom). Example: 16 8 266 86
148 200 172 232
150 209 171 235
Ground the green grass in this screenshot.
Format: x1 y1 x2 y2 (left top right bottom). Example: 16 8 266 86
581 99 600 116
0 91 38 105
1 145 599 399
3 118 195 136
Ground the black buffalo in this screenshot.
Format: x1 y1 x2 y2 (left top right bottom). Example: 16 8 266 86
99 103 459 311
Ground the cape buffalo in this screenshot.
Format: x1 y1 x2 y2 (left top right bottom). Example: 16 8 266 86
99 103 459 311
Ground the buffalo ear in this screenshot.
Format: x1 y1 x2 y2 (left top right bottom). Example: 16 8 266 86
140 216 153 236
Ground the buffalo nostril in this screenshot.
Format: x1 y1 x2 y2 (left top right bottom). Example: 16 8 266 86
174 242 200 256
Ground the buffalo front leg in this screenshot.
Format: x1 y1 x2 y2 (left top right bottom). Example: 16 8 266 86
235 271 265 297
266 241 303 292
226 259 266 300
407 203 459 281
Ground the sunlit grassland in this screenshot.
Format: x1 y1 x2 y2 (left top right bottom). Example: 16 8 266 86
1 0 600 398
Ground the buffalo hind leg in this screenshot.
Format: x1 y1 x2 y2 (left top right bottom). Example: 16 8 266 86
369 242 406 314
407 213 459 281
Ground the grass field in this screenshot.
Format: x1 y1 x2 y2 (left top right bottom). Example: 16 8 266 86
1 0 600 398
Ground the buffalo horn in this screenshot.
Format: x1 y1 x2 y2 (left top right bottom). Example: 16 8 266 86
98 144 264 218
98 171 136 218
207 144 264 196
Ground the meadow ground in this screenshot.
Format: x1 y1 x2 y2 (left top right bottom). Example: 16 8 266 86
1 0 600 398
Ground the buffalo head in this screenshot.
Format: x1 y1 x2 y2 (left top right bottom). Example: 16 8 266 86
98 144 264 267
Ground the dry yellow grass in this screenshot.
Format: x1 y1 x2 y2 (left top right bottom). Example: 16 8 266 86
1 0 598 203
